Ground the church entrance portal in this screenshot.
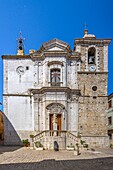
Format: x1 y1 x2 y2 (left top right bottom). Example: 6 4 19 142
49 114 62 136
46 103 65 136
49 114 62 132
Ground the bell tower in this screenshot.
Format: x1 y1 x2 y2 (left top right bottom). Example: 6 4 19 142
74 30 112 147
17 31 25 55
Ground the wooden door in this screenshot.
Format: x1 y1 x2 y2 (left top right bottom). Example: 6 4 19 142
49 114 62 130
49 114 53 130
57 114 62 131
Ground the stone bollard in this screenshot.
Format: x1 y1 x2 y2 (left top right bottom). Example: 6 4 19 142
29 137 34 149
74 150 79 156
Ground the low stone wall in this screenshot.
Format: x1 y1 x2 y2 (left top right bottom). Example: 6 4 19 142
81 136 109 148
4 130 110 150
40 136 66 150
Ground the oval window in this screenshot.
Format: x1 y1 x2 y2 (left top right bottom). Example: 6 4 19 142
92 86 97 91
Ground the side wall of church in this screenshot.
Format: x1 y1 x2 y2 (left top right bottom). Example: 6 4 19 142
5 59 34 93
3 58 35 144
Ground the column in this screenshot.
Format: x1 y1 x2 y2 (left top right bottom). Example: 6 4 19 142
33 95 39 131
71 96 78 135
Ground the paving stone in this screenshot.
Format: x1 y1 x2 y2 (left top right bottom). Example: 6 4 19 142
0 146 113 170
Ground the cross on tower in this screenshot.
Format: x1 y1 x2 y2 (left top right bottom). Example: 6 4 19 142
84 22 88 30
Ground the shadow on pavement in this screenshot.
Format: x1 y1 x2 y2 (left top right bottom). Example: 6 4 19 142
0 157 113 170
0 146 22 154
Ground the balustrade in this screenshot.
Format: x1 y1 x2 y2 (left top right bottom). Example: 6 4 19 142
32 130 78 149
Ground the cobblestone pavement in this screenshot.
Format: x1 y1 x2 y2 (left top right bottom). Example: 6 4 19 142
0 146 113 170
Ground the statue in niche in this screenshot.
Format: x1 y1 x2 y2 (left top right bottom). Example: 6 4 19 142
52 114 58 124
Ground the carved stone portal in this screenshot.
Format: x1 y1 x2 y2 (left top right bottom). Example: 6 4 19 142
47 103 64 134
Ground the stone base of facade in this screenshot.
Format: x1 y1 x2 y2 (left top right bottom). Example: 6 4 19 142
81 136 110 148
3 130 110 149
40 136 66 150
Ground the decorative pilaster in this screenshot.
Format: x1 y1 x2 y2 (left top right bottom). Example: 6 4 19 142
70 95 78 134
33 95 39 131
34 61 39 85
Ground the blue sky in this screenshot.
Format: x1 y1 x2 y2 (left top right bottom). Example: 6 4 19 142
0 0 113 110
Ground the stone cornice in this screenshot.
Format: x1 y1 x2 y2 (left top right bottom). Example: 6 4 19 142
108 93 113 100
3 94 31 97
80 95 108 97
2 51 81 61
2 55 30 59
1 53 81 61
78 71 108 74
30 51 81 59
48 61 64 66
75 38 112 45
29 87 80 95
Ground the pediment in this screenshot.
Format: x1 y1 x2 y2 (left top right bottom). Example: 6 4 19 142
39 38 71 52
48 46 64 51
30 38 72 58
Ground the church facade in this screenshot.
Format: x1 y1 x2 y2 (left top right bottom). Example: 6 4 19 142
2 30 111 149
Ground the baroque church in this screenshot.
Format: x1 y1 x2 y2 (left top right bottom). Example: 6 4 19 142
2 30 111 149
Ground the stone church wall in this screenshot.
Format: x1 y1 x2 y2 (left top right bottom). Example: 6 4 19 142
4 59 34 94
3 95 34 145
78 72 109 147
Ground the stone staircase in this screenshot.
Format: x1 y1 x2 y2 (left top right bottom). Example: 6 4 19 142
31 130 78 150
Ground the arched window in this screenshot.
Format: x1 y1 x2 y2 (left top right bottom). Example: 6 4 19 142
88 47 96 64
50 68 60 86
